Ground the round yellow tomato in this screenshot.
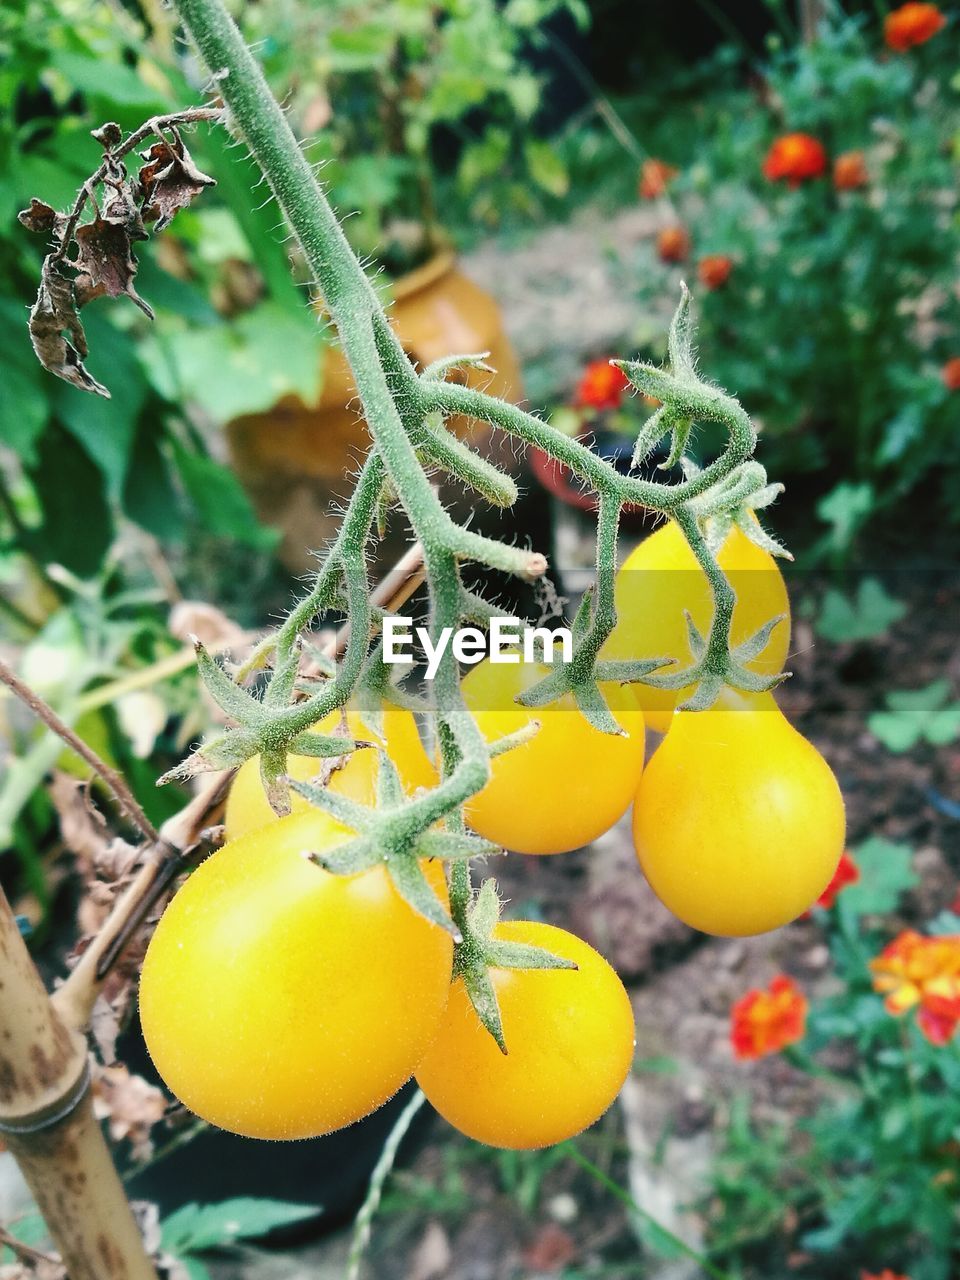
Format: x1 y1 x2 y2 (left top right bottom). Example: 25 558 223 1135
224 704 437 841
139 810 453 1140
632 690 845 936
415 921 635 1149
460 658 645 855
602 518 791 733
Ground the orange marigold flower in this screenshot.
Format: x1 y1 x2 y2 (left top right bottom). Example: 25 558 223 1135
763 133 828 186
639 158 678 199
731 975 807 1061
573 359 632 412
834 150 869 191
942 357 960 392
870 930 960 1046
884 2 946 51
657 225 690 263
698 254 734 290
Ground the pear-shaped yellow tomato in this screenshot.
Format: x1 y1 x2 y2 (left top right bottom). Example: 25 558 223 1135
139 810 453 1140
224 705 436 842
632 691 845 936
461 659 645 855
602 519 791 733
416 921 635 1149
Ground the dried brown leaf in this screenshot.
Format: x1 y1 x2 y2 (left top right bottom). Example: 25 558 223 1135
17 199 65 237
139 135 216 232
92 1063 168 1161
74 216 153 319
27 256 109 397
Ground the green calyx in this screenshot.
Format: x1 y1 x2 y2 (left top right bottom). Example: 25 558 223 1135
450 879 576 1054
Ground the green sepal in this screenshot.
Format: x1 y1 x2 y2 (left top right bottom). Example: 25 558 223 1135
157 725 261 784
573 680 625 737
592 658 672 684
386 852 459 939
263 637 303 708
485 940 577 972
683 612 707 661
260 746 291 816
288 777 374 830
192 637 264 725
305 834 379 875
419 829 501 861
731 614 787 665
460 962 507 1054
287 730 363 758
375 749 404 807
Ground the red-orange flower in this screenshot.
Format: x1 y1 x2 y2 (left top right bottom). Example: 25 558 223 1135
870 930 960 1045
941 357 960 392
731 976 808 1060
884 2 946 51
861 1271 911 1280
657 225 690 263
698 254 734 290
573 359 631 412
815 849 860 910
639 158 678 199
834 150 869 191
763 133 828 185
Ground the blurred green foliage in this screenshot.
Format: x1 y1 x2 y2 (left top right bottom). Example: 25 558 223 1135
626 14 960 551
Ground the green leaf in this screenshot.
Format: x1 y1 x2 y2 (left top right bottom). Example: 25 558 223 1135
160 1198 317 1255
868 681 960 752
54 314 147 498
814 578 907 644
121 422 186 542
23 422 113 575
838 838 917 922
163 302 322 422
50 49 169 110
524 139 569 197
815 481 874 554
170 442 279 552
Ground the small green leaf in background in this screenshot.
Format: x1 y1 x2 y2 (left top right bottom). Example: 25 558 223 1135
161 302 322 422
837 838 917 923
868 680 960 752
170 442 280 553
815 482 875 557
524 140 570 198
160 1198 318 1257
814 577 907 643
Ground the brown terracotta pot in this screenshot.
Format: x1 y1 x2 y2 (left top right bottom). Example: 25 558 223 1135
227 252 523 571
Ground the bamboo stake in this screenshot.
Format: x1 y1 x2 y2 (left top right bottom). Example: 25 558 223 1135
0 893 159 1279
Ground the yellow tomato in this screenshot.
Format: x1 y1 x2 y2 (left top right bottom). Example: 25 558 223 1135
139 810 453 1140
632 691 845 936
416 921 635 1149
461 658 645 855
224 704 437 841
602 518 791 733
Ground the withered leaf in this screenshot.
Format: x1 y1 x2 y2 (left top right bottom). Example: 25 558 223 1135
18 197 64 236
74 216 154 319
28 255 109 397
139 135 216 232
92 120 123 148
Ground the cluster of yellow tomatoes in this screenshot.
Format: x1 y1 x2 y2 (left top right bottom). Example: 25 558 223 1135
139 518 845 1151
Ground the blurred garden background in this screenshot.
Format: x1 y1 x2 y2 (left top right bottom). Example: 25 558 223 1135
1 1 960 1277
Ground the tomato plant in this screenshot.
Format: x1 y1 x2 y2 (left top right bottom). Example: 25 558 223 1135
632 690 845 936
224 704 437 840
603 519 790 733
139 809 453 1140
415 921 635 1149
460 658 646 854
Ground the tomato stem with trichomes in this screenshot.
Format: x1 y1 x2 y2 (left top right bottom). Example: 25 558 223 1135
172 0 791 1036
22 0 793 1042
